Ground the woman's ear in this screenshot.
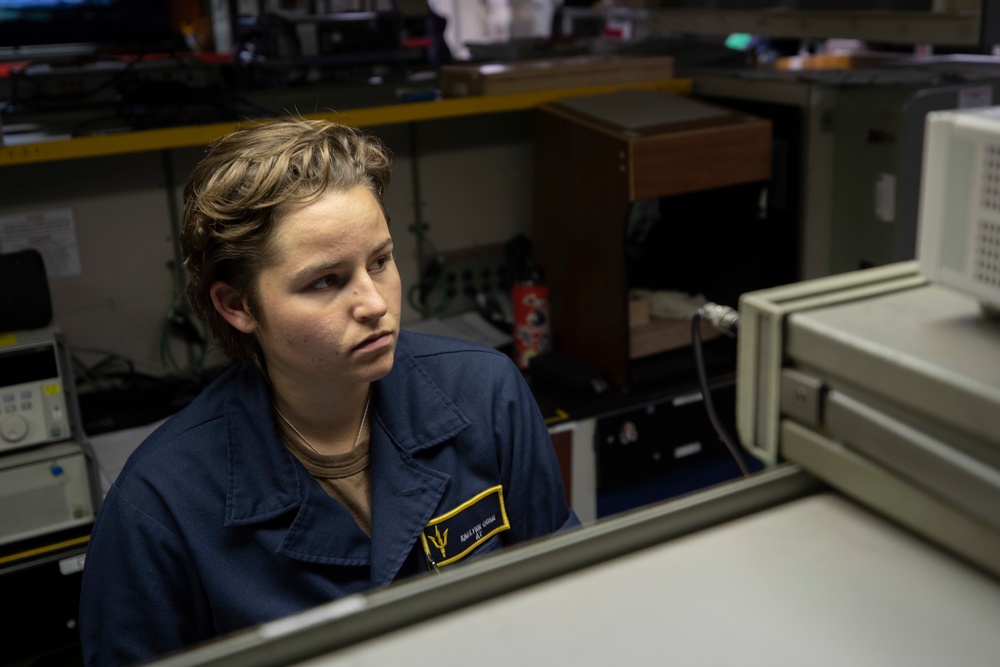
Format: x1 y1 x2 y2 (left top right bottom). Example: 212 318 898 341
210 281 258 334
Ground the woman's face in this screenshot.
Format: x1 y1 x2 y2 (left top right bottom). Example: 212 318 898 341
242 185 401 391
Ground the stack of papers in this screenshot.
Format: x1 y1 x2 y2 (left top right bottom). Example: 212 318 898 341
404 311 512 348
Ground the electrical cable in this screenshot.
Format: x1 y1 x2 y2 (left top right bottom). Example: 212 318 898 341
403 120 454 318
160 311 184 375
407 279 452 316
691 304 751 479
159 295 209 377
11 53 142 109
405 220 452 317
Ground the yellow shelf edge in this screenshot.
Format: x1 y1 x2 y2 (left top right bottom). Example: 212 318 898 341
0 78 690 167
0 534 90 565
329 78 691 126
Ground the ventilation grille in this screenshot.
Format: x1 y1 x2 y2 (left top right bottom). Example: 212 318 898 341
982 144 1000 213
974 218 1000 287
975 145 1000 288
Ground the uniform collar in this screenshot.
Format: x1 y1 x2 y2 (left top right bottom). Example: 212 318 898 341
373 334 472 454
223 366 302 526
221 337 472 584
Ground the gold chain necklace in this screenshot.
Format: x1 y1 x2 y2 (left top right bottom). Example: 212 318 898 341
272 389 372 453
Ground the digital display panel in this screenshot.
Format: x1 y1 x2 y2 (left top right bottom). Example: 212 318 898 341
0 344 58 387
0 0 175 51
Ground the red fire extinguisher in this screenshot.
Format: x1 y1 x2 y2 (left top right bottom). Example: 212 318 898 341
512 281 550 370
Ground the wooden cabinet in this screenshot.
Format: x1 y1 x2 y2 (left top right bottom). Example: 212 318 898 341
532 89 772 388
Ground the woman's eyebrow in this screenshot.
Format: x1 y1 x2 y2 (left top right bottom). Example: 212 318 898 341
291 237 393 282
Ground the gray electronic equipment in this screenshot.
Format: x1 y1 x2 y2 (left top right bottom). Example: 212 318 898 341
918 104 1000 311
734 105 1000 578
0 440 95 547
0 326 100 548
736 261 1000 578
0 327 74 452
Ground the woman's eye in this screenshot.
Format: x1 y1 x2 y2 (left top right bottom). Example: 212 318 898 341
310 274 339 290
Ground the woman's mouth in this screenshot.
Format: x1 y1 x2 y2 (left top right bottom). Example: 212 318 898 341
353 331 392 353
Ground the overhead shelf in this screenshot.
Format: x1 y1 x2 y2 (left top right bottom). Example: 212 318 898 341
0 78 690 168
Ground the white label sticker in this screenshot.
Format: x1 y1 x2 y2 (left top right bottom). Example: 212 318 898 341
875 172 896 223
671 392 703 407
59 553 86 575
958 86 993 109
674 442 702 459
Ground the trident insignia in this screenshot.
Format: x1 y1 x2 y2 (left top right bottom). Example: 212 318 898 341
427 525 448 558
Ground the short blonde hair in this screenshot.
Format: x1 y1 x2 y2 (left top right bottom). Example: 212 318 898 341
180 117 392 365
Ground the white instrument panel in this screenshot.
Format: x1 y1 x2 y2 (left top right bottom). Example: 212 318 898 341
0 331 71 452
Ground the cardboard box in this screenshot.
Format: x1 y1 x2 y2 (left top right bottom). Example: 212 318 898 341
438 55 675 98
629 317 719 360
628 297 651 328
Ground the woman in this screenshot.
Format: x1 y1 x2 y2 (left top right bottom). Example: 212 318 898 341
79 117 578 666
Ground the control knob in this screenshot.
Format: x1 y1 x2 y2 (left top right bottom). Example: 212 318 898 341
1 414 29 442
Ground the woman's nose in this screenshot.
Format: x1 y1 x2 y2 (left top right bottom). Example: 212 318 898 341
353 274 388 321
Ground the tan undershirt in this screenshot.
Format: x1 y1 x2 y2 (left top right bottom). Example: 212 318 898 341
276 419 373 537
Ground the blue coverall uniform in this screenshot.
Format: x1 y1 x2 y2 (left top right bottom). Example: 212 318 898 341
79 332 579 666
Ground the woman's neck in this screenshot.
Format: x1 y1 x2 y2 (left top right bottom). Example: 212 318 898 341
268 372 372 456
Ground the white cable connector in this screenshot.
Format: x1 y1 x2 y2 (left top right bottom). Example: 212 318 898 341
698 302 740 337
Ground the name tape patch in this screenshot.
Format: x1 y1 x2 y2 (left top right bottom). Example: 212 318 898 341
420 485 510 568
